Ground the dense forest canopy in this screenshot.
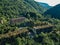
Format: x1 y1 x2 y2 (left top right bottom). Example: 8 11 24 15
0 0 60 45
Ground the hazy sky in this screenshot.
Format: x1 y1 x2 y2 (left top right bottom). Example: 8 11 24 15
35 0 60 6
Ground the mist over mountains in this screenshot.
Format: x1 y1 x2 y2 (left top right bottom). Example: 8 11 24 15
38 2 52 9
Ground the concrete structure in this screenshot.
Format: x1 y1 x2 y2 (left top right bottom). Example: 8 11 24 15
10 17 26 24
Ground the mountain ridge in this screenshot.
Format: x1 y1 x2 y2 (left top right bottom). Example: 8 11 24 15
38 2 51 9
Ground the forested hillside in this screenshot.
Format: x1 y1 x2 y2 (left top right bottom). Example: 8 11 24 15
0 0 60 45
44 4 60 19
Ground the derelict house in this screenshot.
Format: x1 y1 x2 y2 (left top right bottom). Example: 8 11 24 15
10 17 26 24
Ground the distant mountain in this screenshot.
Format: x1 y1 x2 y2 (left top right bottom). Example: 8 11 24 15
44 4 60 19
37 2 52 9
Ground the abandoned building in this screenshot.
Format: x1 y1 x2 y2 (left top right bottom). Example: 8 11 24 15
10 17 26 24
